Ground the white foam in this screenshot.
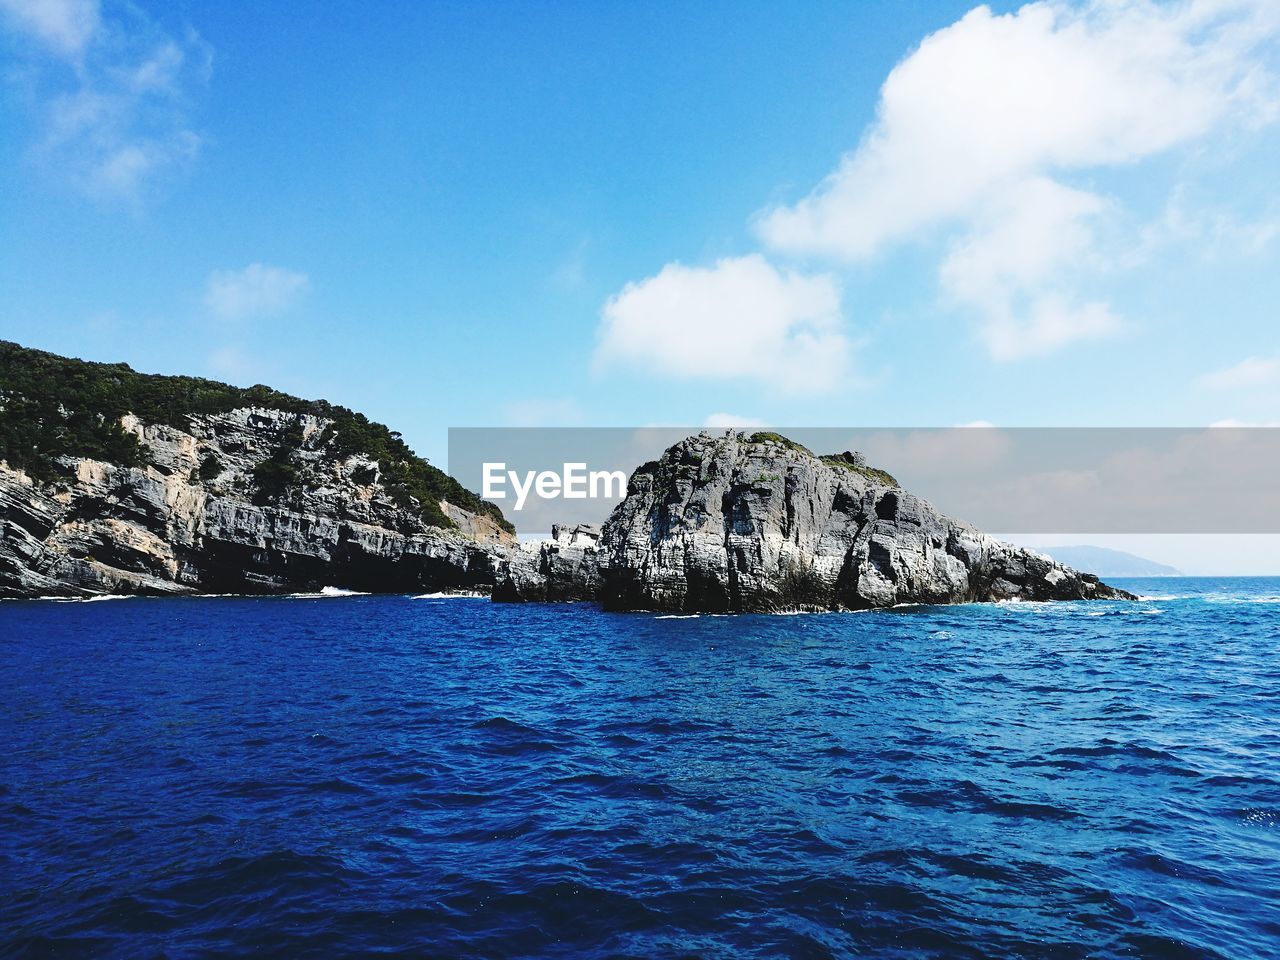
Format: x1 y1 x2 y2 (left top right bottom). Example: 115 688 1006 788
39 593 133 603
286 586 371 599
411 591 487 600
324 586 369 597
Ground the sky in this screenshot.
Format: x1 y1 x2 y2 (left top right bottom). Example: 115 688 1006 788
1 0 1279 545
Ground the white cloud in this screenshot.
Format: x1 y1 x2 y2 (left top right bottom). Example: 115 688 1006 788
754 0 1280 358
758 1 1277 259
1197 355 1280 389
594 254 852 392
940 179 1106 304
938 176 1121 357
1139 186 1280 261
977 294 1121 361
704 413 767 428
205 264 310 321
0 0 99 58
1 0 211 200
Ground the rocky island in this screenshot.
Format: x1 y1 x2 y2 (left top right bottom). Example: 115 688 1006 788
0 342 1133 607
496 432 1135 610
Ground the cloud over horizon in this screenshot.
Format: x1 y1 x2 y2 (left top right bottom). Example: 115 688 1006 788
1198 355 1280 390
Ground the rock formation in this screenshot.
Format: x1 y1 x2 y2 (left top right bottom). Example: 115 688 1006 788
0 343 1134 608
0 407 513 598
495 432 1135 610
493 523 602 603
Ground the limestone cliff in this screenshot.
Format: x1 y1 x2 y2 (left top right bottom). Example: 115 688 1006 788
0 407 515 598
494 523 603 603
0 343 513 598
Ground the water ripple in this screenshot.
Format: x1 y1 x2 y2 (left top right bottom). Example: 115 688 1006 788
1 577 1278 958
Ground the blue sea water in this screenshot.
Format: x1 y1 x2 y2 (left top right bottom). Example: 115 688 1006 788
2 578 1279 959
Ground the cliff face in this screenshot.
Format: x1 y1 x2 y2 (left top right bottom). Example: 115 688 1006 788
0 407 514 598
493 523 603 603
0 341 1133 608
497 432 1135 611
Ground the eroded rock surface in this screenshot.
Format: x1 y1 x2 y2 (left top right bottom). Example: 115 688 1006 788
0 408 514 598
497 432 1135 611
493 523 602 603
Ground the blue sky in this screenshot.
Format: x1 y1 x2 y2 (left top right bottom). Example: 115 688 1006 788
1 0 1279 468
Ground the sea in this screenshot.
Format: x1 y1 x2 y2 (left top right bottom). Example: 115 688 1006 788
1 578 1277 958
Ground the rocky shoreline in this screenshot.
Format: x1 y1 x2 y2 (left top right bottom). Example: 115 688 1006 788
0 407 512 599
0 346 1133 609
0 425 1136 608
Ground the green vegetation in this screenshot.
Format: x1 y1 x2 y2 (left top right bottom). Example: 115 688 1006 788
190 452 224 484
249 420 305 505
821 452 899 487
0 340 512 533
740 432 898 485
250 452 300 503
746 431 812 455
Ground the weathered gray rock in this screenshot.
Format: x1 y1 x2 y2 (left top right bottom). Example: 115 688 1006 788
496 432 1135 611
492 523 602 603
0 408 515 598
4 421 1136 609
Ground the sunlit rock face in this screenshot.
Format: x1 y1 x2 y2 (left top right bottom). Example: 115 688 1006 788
497 432 1134 612
0 408 514 598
